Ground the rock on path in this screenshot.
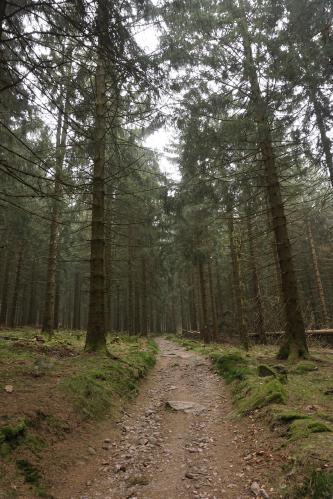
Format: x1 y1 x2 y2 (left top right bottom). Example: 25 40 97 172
72 339 277 499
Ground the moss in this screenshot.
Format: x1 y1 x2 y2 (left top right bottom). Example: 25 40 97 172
289 418 332 441
258 364 276 377
236 378 287 415
59 343 157 419
127 475 149 487
210 351 251 383
292 361 318 374
0 418 27 456
286 470 333 498
273 409 311 423
16 459 41 485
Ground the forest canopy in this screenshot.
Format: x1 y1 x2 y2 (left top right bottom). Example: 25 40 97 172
0 0 332 361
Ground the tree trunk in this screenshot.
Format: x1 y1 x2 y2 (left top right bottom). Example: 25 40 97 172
53 270 60 330
42 90 69 334
141 256 148 335
8 243 23 327
198 260 210 342
246 204 266 343
0 249 11 326
227 208 249 350
73 272 81 330
127 224 134 334
307 222 329 326
309 86 333 188
237 1 308 359
208 258 218 340
27 259 37 326
85 32 107 351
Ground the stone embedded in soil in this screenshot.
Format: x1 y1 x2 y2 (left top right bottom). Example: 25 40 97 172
115 464 127 473
165 400 206 414
4 384 13 393
88 446 97 455
250 481 270 498
102 443 112 450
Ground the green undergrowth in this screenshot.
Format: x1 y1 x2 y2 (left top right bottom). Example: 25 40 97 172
169 334 333 497
59 336 157 419
284 459 333 499
0 329 158 497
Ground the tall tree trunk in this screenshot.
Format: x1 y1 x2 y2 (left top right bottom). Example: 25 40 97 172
134 280 141 334
227 208 249 350
105 226 112 332
85 32 107 351
127 224 134 334
141 256 148 335
0 248 11 326
198 260 210 342
246 204 266 343
208 259 218 340
309 86 333 188
188 272 197 331
53 269 60 330
27 259 37 326
237 1 308 359
42 91 69 334
307 222 329 326
73 272 81 330
115 284 120 331
8 243 23 327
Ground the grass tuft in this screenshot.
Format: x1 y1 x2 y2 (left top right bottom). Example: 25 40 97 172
288 418 332 441
292 361 318 374
236 377 287 414
210 351 251 383
286 469 333 498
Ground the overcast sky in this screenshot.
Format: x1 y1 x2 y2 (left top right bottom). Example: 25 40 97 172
135 18 181 182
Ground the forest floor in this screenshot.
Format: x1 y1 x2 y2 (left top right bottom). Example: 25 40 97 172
0 329 157 498
1 333 333 498
66 338 286 499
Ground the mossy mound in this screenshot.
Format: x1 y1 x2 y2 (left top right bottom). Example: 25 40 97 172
289 418 332 441
258 364 276 377
287 469 333 498
210 351 251 383
273 409 311 423
60 345 157 419
292 361 318 374
0 418 27 456
236 377 287 415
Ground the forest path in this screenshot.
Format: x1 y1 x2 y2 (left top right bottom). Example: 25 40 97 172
71 338 277 499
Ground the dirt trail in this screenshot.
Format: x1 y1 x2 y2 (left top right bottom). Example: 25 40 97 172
70 339 279 499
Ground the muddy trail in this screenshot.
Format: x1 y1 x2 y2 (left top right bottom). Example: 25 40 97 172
67 339 282 499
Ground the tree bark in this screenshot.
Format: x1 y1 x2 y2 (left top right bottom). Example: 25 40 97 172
307 222 329 326
85 47 107 351
198 260 210 342
309 86 333 188
42 89 69 334
246 203 266 343
237 0 308 359
141 256 148 335
73 272 81 330
227 207 249 350
127 224 134 334
208 258 218 340
0 248 11 326
27 258 37 326
8 243 23 327
53 269 60 330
